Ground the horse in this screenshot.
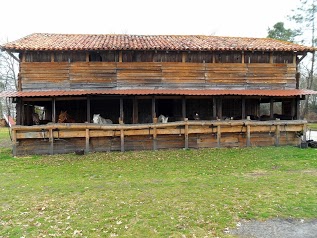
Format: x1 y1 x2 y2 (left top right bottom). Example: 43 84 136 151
193 112 200 120
93 114 113 124
58 111 75 123
32 113 51 125
32 113 40 125
158 114 168 123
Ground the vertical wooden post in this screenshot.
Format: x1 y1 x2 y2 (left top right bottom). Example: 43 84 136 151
21 99 25 125
133 97 138 124
182 52 186 63
51 52 55 62
296 72 300 89
275 121 280 146
52 97 56 123
291 98 296 119
16 98 22 125
85 129 90 153
213 97 217 119
86 52 89 62
241 51 245 64
120 98 124 123
217 125 221 147
270 52 274 64
152 97 156 119
49 128 54 155
12 128 17 156
120 120 124 152
218 98 223 119
182 96 186 120
242 97 246 119
119 51 123 62
246 123 251 147
184 118 189 149
296 96 300 120
270 98 274 119
87 96 91 123
153 117 158 150
303 123 307 142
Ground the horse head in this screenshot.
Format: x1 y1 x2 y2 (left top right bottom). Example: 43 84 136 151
58 111 68 123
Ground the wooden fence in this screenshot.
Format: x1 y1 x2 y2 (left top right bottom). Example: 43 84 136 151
10 119 306 156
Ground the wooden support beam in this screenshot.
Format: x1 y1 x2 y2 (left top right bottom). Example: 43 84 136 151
153 117 158 150
120 98 124 122
213 97 217 119
241 51 245 64
85 129 90 153
16 98 22 125
4 50 20 62
119 51 123 62
49 128 54 155
246 124 251 147
51 52 54 62
52 97 56 123
270 98 274 119
217 98 222 119
217 125 221 147
152 97 156 119
270 52 274 64
296 96 300 120
133 98 138 124
87 96 91 123
120 128 124 152
12 129 17 156
182 97 186 119
242 97 246 119
182 52 186 63
275 120 280 146
184 118 189 149
86 52 89 62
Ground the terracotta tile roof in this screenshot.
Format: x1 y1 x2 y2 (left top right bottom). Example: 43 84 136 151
1 89 316 98
1 33 314 52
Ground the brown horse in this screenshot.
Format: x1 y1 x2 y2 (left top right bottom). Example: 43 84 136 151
58 111 75 123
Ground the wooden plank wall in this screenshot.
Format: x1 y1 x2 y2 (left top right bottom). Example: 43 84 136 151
20 62 296 90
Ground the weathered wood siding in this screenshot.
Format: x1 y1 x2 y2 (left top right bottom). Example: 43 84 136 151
20 62 296 90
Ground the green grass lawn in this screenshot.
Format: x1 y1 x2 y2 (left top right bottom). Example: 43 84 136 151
0 144 317 237
308 123 317 130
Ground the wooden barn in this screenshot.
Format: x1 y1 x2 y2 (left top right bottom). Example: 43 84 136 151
0 33 316 155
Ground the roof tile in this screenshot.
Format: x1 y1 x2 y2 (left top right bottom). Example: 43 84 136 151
1 33 314 52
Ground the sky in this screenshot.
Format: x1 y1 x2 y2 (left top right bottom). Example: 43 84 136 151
1 0 299 43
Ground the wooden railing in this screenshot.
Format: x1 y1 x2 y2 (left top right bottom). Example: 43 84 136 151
11 119 306 156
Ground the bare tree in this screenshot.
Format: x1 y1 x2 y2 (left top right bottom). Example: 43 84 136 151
0 46 19 118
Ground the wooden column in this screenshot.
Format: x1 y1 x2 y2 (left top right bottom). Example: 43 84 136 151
296 72 300 89
291 98 296 119
182 52 186 63
16 98 22 125
52 97 56 123
269 52 274 64
12 129 17 156
241 97 246 119
49 128 54 155
296 96 300 120
120 98 124 122
51 53 54 62
87 96 91 123
133 97 138 124
275 120 280 146
303 123 307 142
86 52 89 62
241 51 245 64
119 51 123 62
184 118 189 149
213 97 217 119
182 97 186 119
85 129 90 153
270 98 274 119
246 120 251 147
153 117 158 150
152 97 156 119
217 125 221 147
120 120 124 152
217 98 222 119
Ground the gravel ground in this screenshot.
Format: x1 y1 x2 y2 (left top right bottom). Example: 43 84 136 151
228 219 317 238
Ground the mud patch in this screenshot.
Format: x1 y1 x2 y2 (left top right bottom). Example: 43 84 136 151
228 219 317 238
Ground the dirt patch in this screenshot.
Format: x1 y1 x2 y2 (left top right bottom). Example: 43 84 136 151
228 219 317 238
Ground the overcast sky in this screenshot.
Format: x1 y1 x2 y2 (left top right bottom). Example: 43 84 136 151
1 0 299 42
